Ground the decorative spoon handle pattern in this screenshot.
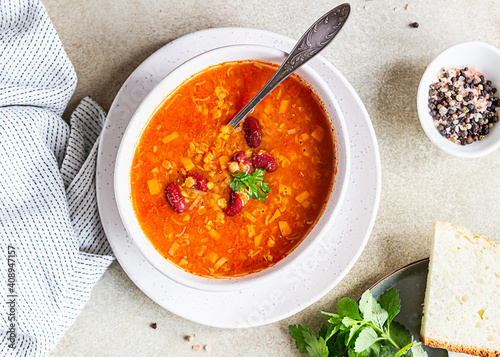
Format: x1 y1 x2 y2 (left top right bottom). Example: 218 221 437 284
229 3 351 128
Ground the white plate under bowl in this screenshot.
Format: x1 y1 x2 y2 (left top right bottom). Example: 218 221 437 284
417 41 500 158
96 27 381 328
114 44 350 292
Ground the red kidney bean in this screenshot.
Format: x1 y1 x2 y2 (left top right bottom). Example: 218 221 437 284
165 182 187 213
243 116 262 148
253 151 278 172
187 173 208 192
224 190 245 216
228 151 252 174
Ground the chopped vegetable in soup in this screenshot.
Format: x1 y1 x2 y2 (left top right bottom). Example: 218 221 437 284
130 60 336 278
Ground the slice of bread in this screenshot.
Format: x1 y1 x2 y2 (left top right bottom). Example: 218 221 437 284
420 222 500 356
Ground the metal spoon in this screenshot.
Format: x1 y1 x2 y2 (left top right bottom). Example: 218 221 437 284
229 3 351 128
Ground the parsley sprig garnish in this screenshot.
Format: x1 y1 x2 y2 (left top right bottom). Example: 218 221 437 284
289 289 428 357
229 168 271 203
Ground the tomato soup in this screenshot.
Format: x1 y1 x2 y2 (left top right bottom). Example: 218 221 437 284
130 61 336 278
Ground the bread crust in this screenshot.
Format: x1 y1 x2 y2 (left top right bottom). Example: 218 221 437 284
421 335 500 357
449 223 499 250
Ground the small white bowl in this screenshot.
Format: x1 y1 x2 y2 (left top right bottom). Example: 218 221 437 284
417 41 500 158
114 44 350 292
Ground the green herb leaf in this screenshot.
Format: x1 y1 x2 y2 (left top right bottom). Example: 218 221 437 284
348 347 368 357
342 316 361 328
380 345 397 357
410 343 427 357
379 289 401 328
395 342 413 357
371 304 388 331
359 290 374 322
289 324 310 354
346 323 363 346
229 168 271 202
318 324 329 340
359 290 388 330
330 330 348 356
320 311 343 327
306 337 329 357
289 324 329 357
318 323 340 342
366 343 382 357
337 298 362 320
389 321 412 348
354 328 378 352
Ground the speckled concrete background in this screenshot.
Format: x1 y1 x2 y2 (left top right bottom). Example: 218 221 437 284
43 0 500 356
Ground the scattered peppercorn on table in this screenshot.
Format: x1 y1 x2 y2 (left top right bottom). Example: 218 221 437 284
45 0 500 356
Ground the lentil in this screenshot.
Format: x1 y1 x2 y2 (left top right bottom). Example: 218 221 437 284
428 66 499 145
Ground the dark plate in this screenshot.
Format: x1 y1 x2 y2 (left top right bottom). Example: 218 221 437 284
369 258 447 357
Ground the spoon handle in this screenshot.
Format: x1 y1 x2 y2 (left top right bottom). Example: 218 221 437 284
229 3 351 128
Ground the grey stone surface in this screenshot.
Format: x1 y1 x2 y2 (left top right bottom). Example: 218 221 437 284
43 0 500 356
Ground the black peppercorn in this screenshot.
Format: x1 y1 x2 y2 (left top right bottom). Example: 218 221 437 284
428 66 498 145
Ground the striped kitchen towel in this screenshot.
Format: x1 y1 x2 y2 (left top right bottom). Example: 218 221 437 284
0 0 114 356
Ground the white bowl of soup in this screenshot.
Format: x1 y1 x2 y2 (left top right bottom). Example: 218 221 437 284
115 44 350 292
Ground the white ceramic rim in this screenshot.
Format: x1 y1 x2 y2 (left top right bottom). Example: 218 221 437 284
417 41 500 158
114 44 351 292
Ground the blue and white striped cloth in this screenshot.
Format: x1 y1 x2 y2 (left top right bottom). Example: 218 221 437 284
0 1 114 356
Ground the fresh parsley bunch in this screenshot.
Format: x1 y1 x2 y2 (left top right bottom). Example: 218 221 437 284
289 289 428 357
229 168 271 202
